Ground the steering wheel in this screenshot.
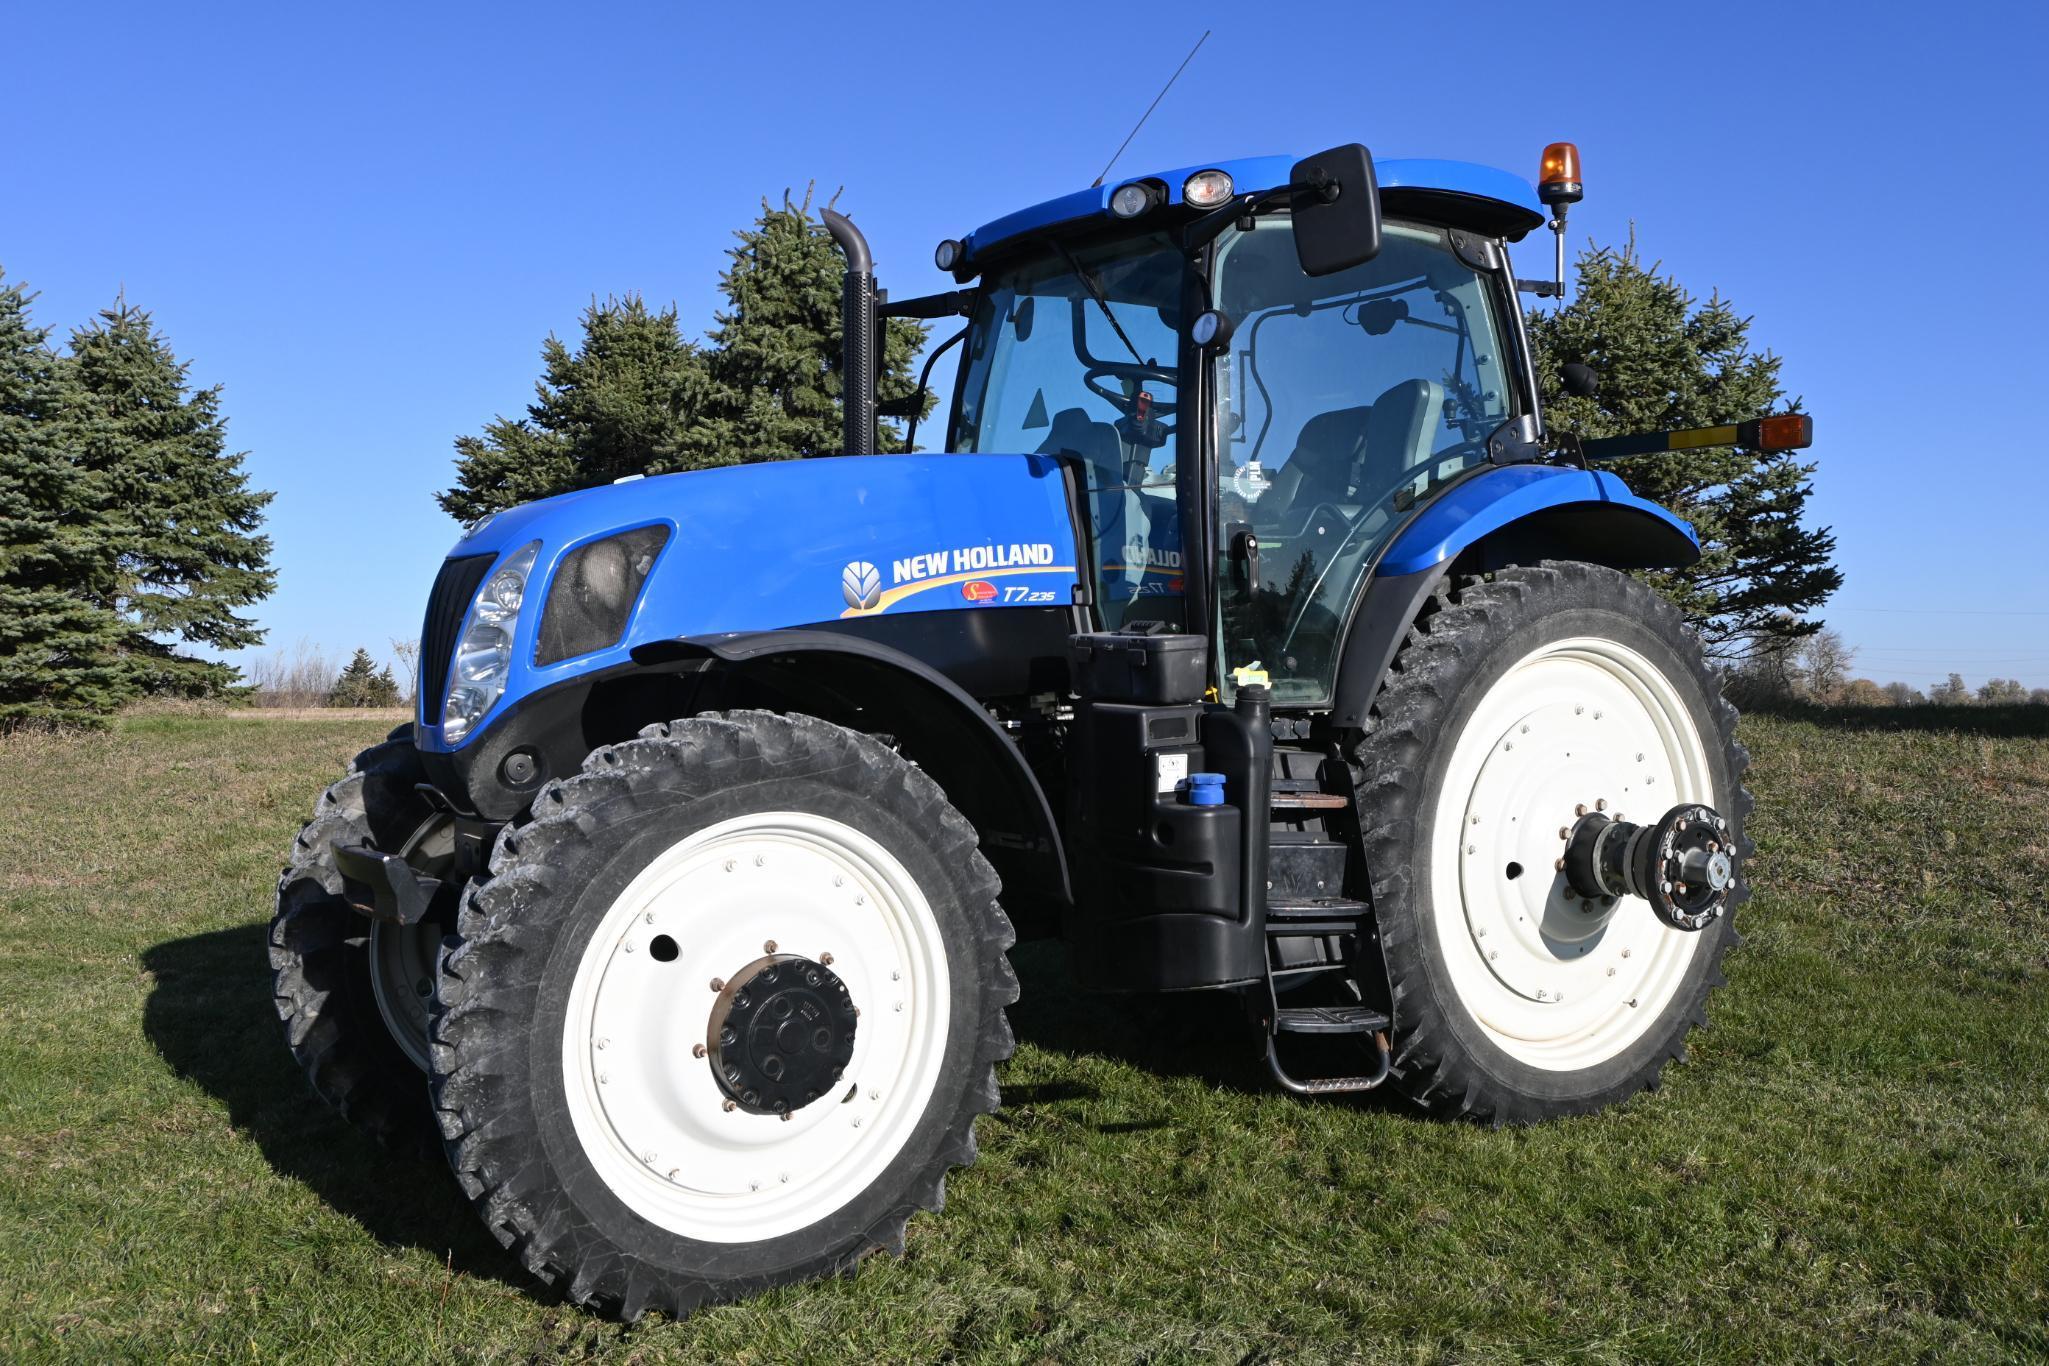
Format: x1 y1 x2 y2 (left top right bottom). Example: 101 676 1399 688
1085 365 1178 418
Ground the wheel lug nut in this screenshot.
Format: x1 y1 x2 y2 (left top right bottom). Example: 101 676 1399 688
1554 857 1566 872
710 977 725 992
1559 827 1571 840
1574 804 1588 817
692 1043 707 1058
722 1099 738 1112
1595 799 1607 811
820 952 834 966
764 939 777 953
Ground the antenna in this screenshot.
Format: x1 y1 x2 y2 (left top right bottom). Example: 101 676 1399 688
1090 30 1211 188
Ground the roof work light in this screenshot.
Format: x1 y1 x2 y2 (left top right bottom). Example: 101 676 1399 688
1182 169 1234 208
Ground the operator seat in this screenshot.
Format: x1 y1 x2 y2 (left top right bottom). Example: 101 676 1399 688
1263 379 1446 523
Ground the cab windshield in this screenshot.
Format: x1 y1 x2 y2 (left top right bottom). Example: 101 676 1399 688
953 232 1189 629
950 216 1521 700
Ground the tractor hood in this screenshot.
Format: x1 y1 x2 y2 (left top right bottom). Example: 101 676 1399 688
419 454 1083 751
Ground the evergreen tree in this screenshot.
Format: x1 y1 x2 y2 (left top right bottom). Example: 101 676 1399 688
328 647 400 707
0 273 125 728
66 300 275 697
1527 237 1841 657
438 296 720 523
703 186 929 459
440 189 929 520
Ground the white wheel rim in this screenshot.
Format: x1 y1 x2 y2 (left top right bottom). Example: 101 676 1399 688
561 810 951 1243
1429 636 1713 1071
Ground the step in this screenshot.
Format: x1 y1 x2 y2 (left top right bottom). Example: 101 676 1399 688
1271 792 1348 811
1273 1004 1390 1036
1267 835 1348 900
1267 896 1370 927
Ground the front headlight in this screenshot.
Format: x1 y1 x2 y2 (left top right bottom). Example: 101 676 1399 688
443 541 538 743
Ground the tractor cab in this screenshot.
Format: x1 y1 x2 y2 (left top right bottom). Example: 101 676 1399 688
930 151 1546 705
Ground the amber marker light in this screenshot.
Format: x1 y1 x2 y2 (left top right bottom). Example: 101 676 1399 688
1539 141 1583 206
1752 413 1814 451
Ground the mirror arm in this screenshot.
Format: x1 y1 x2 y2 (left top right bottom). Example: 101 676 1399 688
1178 181 1322 255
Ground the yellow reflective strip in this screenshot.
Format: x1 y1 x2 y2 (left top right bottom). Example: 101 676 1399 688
840 565 1077 618
1668 425 1739 449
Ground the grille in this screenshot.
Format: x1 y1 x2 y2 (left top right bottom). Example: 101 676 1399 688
419 553 495 724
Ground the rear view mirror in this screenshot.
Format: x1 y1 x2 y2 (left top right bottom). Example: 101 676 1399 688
1291 144 1381 277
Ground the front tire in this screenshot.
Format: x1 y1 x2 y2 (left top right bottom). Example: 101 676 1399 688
269 732 452 1153
430 711 1017 1320
1353 562 1752 1123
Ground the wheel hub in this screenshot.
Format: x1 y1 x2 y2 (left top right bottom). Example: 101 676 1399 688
705 954 858 1115
1562 801 1735 931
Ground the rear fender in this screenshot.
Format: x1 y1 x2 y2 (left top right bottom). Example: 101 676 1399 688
1328 466 1699 728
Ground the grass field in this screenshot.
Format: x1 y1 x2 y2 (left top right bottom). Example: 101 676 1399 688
2 707 2045 1362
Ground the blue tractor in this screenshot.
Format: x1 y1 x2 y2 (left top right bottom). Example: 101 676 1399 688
270 143 1809 1318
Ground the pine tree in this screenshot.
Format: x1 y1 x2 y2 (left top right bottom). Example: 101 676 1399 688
440 189 930 520
1527 237 1841 658
66 300 275 697
0 273 126 728
703 186 929 459
437 296 720 523
328 647 400 707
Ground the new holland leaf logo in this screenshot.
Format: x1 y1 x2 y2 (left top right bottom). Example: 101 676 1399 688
842 560 883 611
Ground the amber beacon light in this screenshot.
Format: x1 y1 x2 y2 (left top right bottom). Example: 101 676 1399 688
1539 142 1583 205
1534 141 1583 301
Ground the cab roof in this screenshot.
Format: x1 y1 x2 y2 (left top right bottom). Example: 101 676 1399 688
960 154 1545 268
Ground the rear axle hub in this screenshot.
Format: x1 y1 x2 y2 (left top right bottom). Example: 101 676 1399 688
705 954 858 1115
1563 802 1734 932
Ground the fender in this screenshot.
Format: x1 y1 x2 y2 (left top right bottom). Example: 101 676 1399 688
633 629 1072 909
1328 465 1700 728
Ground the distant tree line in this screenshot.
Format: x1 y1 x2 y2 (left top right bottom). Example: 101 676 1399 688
1727 626 2048 707
0 274 273 729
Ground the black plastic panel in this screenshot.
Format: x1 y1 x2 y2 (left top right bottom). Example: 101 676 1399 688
419 554 493 724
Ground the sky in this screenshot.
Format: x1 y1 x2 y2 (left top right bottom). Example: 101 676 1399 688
11 0 2048 694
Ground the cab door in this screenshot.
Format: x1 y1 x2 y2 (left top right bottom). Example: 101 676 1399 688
1208 218 1522 703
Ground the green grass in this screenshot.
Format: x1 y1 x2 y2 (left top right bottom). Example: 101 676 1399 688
2 708 2045 1362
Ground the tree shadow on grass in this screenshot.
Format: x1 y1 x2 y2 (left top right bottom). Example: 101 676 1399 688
139 923 537 1296
1744 701 2049 738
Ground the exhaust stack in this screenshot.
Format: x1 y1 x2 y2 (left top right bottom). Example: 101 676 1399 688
821 208 877 456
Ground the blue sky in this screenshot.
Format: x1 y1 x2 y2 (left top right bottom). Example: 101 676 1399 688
12 1 2047 692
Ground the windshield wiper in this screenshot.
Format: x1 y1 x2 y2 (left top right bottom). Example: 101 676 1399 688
1052 239 1150 370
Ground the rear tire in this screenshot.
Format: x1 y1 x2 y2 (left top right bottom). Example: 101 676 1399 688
1352 562 1752 1123
429 711 1017 1320
268 733 448 1153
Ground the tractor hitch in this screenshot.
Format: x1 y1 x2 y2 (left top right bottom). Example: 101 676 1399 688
1562 802 1735 932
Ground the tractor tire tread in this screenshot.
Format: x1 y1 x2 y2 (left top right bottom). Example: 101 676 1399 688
430 709 1016 1321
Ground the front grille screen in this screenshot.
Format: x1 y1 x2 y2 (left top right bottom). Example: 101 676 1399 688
419 554 494 724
